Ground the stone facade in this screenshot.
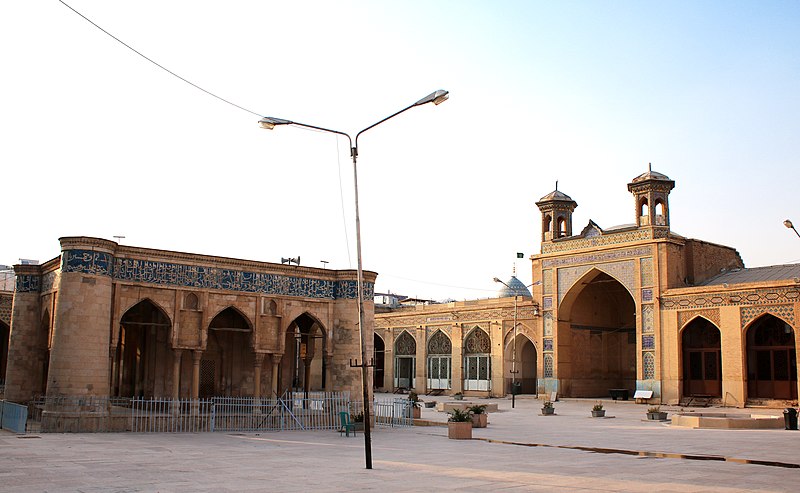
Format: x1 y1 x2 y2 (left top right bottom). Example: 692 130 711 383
4 237 375 404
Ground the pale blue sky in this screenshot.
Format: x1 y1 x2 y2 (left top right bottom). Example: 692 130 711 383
2 1 798 300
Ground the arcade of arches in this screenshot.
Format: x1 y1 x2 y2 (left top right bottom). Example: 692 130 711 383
3 237 374 404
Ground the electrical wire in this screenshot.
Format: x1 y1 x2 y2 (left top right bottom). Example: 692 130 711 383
378 273 499 292
334 135 353 268
58 0 264 118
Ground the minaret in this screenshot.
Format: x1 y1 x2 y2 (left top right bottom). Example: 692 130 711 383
536 181 578 242
627 164 675 229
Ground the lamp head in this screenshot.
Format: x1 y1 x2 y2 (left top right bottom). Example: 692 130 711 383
492 277 502 283
785 219 795 229
258 117 293 130
415 89 449 106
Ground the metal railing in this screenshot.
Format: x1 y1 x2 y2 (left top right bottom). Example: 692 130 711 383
1 400 29 433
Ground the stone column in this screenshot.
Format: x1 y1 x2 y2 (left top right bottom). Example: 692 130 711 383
451 324 463 394
4 264 46 402
171 349 183 415
415 326 426 395
271 354 282 397
191 350 202 400
324 353 333 392
253 353 265 413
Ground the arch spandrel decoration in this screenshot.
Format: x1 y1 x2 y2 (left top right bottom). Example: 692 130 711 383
395 331 416 356
464 328 491 354
678 309 720 330
427 331 451 354
741 305 795 330
557 260 636 305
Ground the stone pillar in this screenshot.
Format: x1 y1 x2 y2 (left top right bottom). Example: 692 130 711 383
271 354 282 397
4 264 46 403
415 326 426 395
47 238 115 398
490 321 505 398
171 349 183 416
451 324 463 394
324 353 333 392
191 350 202 400
253 352 264 413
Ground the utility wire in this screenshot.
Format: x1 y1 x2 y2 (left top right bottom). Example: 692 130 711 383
379 273 500 292
334 135 354 268
58 0 264 118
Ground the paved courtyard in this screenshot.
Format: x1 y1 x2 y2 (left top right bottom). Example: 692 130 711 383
1 395 799 492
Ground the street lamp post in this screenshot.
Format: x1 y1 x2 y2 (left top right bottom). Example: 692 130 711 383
258 89 448 470
785 219 800 239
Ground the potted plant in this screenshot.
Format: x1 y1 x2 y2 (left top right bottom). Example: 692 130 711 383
351 411 365 431
424 400 436 408
468 404 488 428
541 400 555 415
408 392 421 419
453 392 464 401
591 403 605 418
646 406 668 421
447 408 473 439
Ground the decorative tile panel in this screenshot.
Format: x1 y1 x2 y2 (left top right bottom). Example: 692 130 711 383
557 260 636 305
543 311 553 336
0 293 12 325
15 274 41 293
639 257 654 287
543 297 552 310
740 305 795 329
643 352 655 380
542 230 655 253
662 288 799 310
543 338 553 352
543 354 554 378
642 305 654 333
41 270 59 293
542 269 552 294
642 334 655 350
62 250 113 277
677 309 720 329
426 330 451 354
641 288 653 302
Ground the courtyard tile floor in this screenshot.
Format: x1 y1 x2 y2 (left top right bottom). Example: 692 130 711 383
1 395 798 492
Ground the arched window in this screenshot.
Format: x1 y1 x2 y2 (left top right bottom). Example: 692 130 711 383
184 292 199 310
543 215 552 235
556 216 567 238
394 331 416 389
427 331 452 390
463 328 491 391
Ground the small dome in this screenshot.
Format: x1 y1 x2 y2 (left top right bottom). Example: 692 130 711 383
497 276 532 298
631 167 671 183
538 190 574 202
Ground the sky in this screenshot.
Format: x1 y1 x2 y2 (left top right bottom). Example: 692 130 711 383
2 1 799 301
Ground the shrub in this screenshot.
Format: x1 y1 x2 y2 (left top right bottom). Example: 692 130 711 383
592 403 604 411
468 404 487 415
647 406 661 414
542 401 554 409
350 411 364 423
448 408 473 422
408 392 421 408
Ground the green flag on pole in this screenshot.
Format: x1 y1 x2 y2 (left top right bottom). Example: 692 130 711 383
516 252 524 258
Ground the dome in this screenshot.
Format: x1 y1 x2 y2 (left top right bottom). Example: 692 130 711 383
538 189 574 202
497 276 532 298
631 165 671 183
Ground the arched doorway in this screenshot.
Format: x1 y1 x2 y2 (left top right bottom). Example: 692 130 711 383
681 317 722 397
558 270 636 397
463 327 491 391
114 300 172 398
394 331 416 390
204 307 254 397
746 314 797 400
281 313 326 394
504 333 537 395
0 320 9 385
373 333 385 389
427 330 452 391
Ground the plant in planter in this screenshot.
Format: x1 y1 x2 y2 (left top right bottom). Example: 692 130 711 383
408 392 422 419
646 406 668 421
591 402 606 418
468 404 488 428
541 400 555 415
447 408 473 439
424 401 436 408
452 392 464 401
351 411 365 431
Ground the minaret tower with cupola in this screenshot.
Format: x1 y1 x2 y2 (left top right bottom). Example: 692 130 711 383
536 182 578 242
626 164 675 229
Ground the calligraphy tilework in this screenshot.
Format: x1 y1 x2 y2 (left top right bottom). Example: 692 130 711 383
543 354 554 378
16 274 41 293
642 288 653 302
61 249 372 300
41 271 59 293
543 296 552 310
643 352 655 380
543 338 553 352
642 305 654 333
642 334 655 350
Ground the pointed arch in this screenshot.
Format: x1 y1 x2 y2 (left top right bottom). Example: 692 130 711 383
745 313 797 400
464 327 491 391
115 299 174 398
503 331 538 395
560 268 635 314
394 330 417 389
184 292 199 310
373 333 385 389
427 330 452 391
280 312 328 393
121 298 173 327
209 306 253 332
680 316 722 398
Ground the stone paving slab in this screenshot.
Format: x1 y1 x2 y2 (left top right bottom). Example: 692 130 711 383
1 395 798 492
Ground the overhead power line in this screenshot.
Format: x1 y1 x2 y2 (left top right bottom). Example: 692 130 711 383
58 0 264 118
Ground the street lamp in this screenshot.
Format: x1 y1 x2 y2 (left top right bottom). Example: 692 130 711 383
493 277 537 409
785 219 800 239
259 89 448 470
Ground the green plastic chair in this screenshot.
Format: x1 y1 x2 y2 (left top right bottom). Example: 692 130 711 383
339 411 357 437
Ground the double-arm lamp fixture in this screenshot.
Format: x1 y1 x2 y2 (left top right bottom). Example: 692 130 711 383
785 219 800 239
258 89 448 470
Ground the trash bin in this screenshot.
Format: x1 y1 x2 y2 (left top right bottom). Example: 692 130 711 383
783 408 798 430
511 381 522 395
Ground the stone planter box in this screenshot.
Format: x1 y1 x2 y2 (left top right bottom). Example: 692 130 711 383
646 412 668 421
353 421 365 431
424 401 436 408
541 407 555 415
412 407 421 419
591 410 606 418
471 413 488 428
448 421 473 439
